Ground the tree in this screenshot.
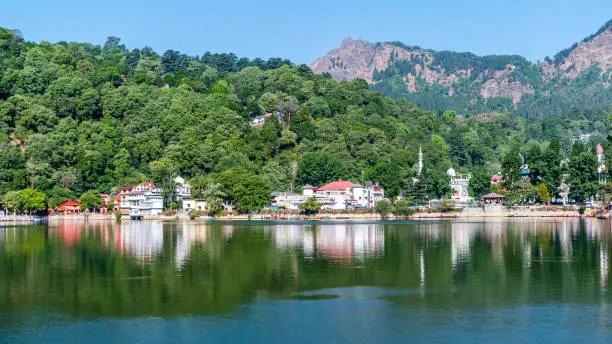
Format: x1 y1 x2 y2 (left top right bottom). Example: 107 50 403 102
539 184 551 203
501 147 522 188
567 145 599 202
149 158 178 207
201 180 226 216
229 173 271 215
295 151 347 187
367 161 401 198
3 191 24 213
375 199 393 219
300 196 322 214
469 166 491 198
19 188 46 213
80 189 102 211
540 139 563 196
47 187 76 209
393 200 414 216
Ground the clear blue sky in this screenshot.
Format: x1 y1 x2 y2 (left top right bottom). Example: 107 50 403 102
1 0 611 64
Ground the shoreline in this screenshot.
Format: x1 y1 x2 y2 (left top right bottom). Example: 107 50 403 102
33 209 604 223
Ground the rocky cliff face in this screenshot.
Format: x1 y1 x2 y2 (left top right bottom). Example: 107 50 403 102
311 21 612 112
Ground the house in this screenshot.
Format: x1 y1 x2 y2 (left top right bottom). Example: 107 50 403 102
175 176 209 212
113 194 122 212
447 168 473 206
578 133 592 144
55 200 82 215
182 199 208 212
491 173 503 185
174 176 192 201
251 113 273 127
99 193 112 214
117 183 164 216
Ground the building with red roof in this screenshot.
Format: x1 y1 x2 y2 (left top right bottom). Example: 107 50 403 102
312 179 385 210
55 200 82 214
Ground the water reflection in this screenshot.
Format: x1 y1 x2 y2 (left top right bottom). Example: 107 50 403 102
1 219 612 317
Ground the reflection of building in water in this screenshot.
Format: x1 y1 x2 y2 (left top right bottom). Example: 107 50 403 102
419 249 425 288
451 223 478 269
223 226 234 241
601 245 608 289
559 220 572 261
300 225 384 261
57 222 82 246
116 221 164 262
272 225 305 249
175 223 209 269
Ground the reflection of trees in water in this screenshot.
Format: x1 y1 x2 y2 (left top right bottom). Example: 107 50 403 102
1 219 612 316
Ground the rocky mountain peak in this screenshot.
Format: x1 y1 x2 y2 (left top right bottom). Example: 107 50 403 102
310 19 612 116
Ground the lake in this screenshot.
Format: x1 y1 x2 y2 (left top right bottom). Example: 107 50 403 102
1 219 612 343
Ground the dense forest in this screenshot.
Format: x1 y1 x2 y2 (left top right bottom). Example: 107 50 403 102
0 27 610 213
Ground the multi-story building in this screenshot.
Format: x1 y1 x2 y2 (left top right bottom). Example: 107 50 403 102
118 182 164 215
447 168 473 206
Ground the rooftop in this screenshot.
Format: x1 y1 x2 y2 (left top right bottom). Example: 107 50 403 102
317 179 354 191
482 193 505 199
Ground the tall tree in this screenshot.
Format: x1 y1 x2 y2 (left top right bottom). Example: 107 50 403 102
567 143 598 202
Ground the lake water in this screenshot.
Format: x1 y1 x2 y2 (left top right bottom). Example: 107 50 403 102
1 219 612 343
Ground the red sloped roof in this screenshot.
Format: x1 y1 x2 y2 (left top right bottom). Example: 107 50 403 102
60 200 80 207
114 194 122 201
317 180 354 191
491 175 503 182
597 143 604 154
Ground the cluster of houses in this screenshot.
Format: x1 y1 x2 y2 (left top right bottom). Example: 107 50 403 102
53 194 113 215
272 180 385 211
49 141 608 216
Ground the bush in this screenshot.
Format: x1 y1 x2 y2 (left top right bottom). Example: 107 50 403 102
393 200 415 217
579 205 586 214
114 211 122 222
189 210 201 220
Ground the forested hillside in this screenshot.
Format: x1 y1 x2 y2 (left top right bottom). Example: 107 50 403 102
312 20 612 117
0 27 610 211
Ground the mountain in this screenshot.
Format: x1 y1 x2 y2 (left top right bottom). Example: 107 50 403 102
311 20 612 117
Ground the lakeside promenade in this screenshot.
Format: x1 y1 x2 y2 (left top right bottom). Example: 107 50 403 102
30 206 600 223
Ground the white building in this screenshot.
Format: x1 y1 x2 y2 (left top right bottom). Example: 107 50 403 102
182 199 208 212
272 191 309 210
447 168 473 206
597 143 606 184
271 181 385 211
118 182 164 215
175 176 191 201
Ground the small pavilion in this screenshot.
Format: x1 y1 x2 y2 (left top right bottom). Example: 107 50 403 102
481 193 505 205
55 200 82 215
